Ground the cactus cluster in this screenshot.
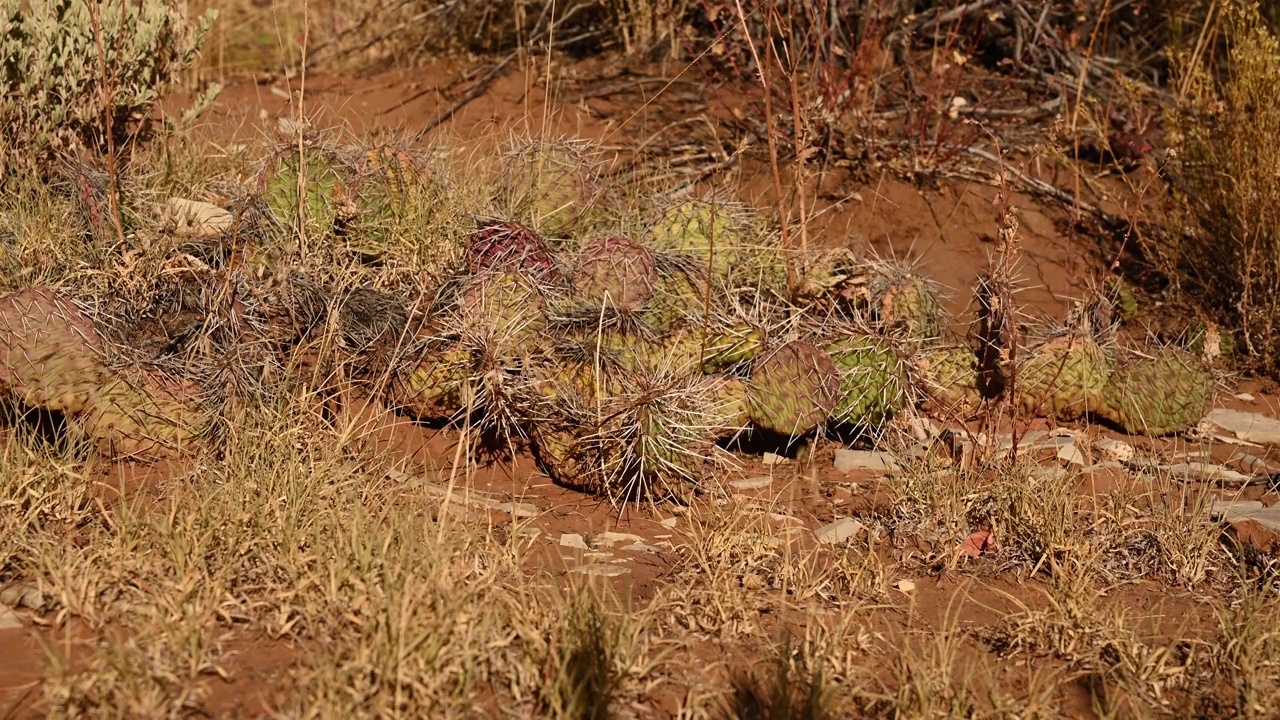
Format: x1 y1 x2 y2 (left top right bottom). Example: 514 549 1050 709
0 130 1230 504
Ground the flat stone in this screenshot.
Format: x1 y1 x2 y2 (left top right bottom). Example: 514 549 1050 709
1212 500 1280 555
623 542 663 554
659 517 678 529
1205 409 1280 445
1235 393 1256 402
997 431 1047 449
559 533 589 550
0 583 42 610
493 501 540 518
834 449 902 474
1027 435 1078 450
730 476 774 490
896 579 917 593
0 606 20 630
762 452 789 466
814 518 865 544
1163 463 1252 484
595 531 645 547
571 563 631 577
1057 444 1086 466
904 418 941 442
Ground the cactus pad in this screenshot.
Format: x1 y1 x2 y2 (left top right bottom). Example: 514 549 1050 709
0 288 109 414
1097 347 1215 436
572 236 657 311
82 366 211 460
825 335 906 431
746 341 841 437
467 218 557 278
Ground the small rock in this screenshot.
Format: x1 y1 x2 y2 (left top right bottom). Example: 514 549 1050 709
659 517 678 529
0 583 43 611
623 542 663 554
1093 438 1135 463
516 526 542 540
1205 408 1280 445
1026 435 1078 451
0 606 20 630
814 518 864 544
159 197 234 239
571 563 631 577
559 533 589 550
905 418 941 442
1057 443 1086 466
730 476 773 490
595 531 645 547
1235 393 1257 402
762 452 789 466
834 449 902 474
896 579 917 594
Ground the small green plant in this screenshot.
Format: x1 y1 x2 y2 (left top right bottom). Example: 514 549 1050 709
1162 2 1280 372
0 0 216 178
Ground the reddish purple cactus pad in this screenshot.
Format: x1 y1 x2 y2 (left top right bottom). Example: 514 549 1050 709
467 218 556 277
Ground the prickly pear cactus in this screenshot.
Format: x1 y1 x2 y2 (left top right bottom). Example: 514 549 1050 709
825 335 906 431
649 198 745 278
572 236 657 311
746 341 842 437
1014 334 1113 420
0 288 109 414
643 266 707 336
459 271 549 354
496 136 603 237
708 376 750 437
702 326 765 374
82 366 211 461
346 144 441 248
912 345 982 417
467 218 557 278
1097 347 1215 436
261 144 350 238
860 259 943 342
395 343 474 421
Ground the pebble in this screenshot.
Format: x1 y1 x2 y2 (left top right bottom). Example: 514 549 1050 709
659 517 679 529
896 579 917 593
1235 393 1257 402
1093 438 1136 462
730 476 774 490
559 533 589 550
1205 409 1280 445
762 452 789 466
814 518 865 545
834 449 902 474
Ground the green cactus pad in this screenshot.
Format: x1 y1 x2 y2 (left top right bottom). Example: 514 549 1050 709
1014 334 1113 420
746 341 842 437
0 288 109 414
912 345 982 417
82 367 211 461
1097 347 1215 436
825 335 906 431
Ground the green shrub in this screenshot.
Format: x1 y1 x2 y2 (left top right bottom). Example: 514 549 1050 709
0 0 216 178
1161 2 1280 372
